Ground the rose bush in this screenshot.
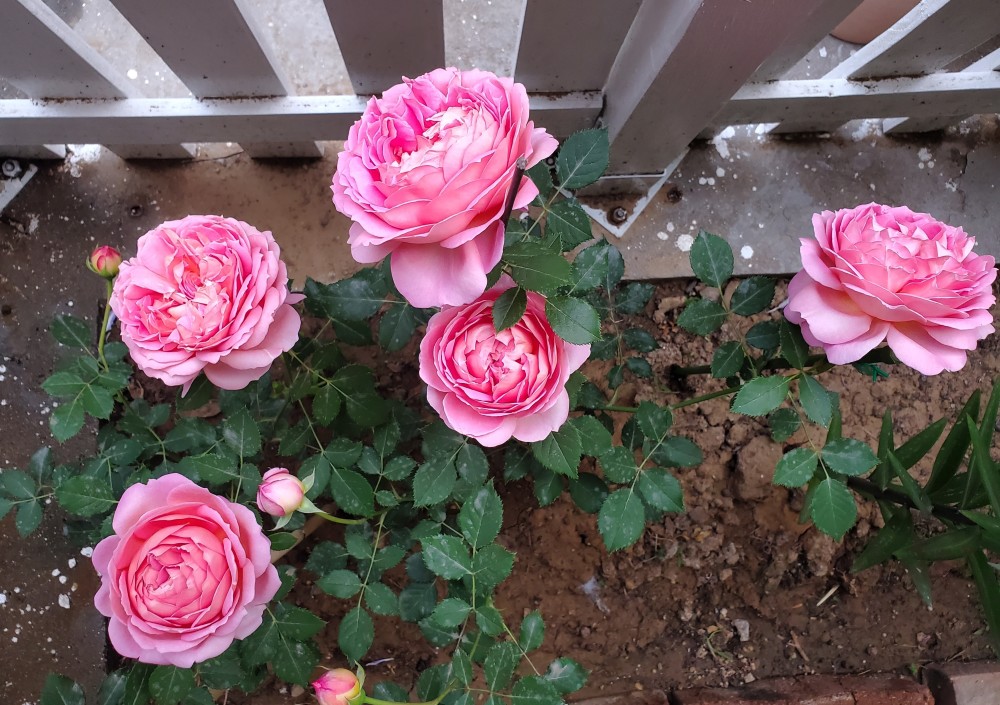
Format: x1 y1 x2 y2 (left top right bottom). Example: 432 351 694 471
785 203 996 375
419 277 590 446
332 67 558 309
256 467 306 517
110 215 303 393
92 474 280 667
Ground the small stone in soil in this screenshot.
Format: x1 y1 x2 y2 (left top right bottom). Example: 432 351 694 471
733 619 750 642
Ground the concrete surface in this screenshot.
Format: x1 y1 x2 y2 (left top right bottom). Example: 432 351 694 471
925 661 1000 705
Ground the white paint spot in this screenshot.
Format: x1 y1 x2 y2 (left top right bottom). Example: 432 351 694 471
918 147 932 162
80 547 93 558
67 558 76 569
716 167 725 178
51 569 60 577
666 222 676 233
698 177 707 185
818 46 828 58
740 246 755 260
711 126 735 160
57 594 71 609
0 593 6 606
945 180 958 192
59 576 67 585
675 234 695 252
126 68 138 80
656 231 669 241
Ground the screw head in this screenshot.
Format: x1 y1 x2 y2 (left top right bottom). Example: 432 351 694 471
666 185 682 203
128 204 144 217
2 159 23 178
609 206 628 224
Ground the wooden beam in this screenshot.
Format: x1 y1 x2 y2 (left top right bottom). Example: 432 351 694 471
751 0 864 81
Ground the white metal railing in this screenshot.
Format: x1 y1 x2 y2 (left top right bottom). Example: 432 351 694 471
1 0 999 176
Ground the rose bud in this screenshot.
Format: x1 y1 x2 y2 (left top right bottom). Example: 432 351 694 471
87 245 122 278
256 468 305 517
313 668 364 705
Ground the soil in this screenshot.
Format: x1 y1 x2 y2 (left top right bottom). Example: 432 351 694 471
256 280 999 703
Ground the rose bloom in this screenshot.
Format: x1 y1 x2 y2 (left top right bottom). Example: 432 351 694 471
257 467 305 517
92 474 280 667
419 278 590 446
110 215 303 393
332 67 558 309
785 204 996 375
313 668 363 705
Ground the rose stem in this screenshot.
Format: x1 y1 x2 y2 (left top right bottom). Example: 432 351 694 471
671 347 896 378
97 278 114 370
846 476 973 526
499 156 528 228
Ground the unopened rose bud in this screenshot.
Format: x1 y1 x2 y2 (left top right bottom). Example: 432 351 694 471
313 668 364 705
256 468 305 517
87 245 122 278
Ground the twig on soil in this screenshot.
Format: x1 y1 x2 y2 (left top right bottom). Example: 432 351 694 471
788 631 810 662
815 585 839 608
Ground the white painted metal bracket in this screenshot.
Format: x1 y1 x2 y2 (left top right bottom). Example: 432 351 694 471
0 162 38 215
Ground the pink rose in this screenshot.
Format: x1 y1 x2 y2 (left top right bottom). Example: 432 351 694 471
332 68 558 309
110 215 304 393
419 278 590 446
87 245 122 278
313 668 363 705
257 467 305 517
92 474 280 667
785 204 996 375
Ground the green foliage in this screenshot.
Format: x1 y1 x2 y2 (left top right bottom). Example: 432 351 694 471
556 128 609 189
689 232 734 289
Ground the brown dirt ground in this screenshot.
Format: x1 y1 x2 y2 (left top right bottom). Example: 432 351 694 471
255 280 1000 703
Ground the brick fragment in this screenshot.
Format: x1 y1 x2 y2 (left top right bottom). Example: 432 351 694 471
673 674 931 705
925 661 1000 705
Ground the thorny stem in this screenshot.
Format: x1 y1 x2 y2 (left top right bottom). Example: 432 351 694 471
364 693 453 705
97 279 114 370
846 476 974 527
499 158 528 229
314 509 367 526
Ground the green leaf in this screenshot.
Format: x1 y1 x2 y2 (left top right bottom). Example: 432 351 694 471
338 606 374 664
493 287 528 332
379 303 418 352
273 603 325 640
568 473 609 513
730 277 775 315
50 314 93 349
520 612 545 652
149 666 195 705
221 408 261 458
616 282 655 314
968 551 1000 651
806 478 857 540
852 510 913 572
197 645 245 689
505 243 572 295
50 402 86 442
822 438 879 477
1 469 36 500
571 241 623 292
622 328 658 353
598 447 639 484
968 416 1000 517
458 485 504 549
123 665 152 705
472 544 516 589
365 582 398 616
413 456 457 507
927 390 980 494
597 489 645 552
511 676 564 705
16 500 43 536
647 436 703 468
422 535 472 579
544 657 588 694
544 296 602 345
731 376 789 417
676 298 727 336
899 526 981 562
431 597 471 629
317 569 362 598
745 321 780 350
328 466 375 517
556 128 609 189
637 469 684 512
626 358 652 379
533 465 563 506
485 641 521 690
532 423 583 478
689 231 733 288
178 452 240 486
769 408 800 442
97 671 127 705
527 162 554 196
304 276 382 322
711 341 745 378
779 320 810 368
313 384 342 425
799 375 833 427
547 199 594 251
636 401 672 440
41 673 86 705
773 447 819 487
399 582 437 622
895 418 947 470
56 476 116 517
570 415 614 457
885 451 933 513
272 634 321 685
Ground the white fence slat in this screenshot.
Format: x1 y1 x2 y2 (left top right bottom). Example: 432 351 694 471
0 0 130 99
831 0 1000 80
719 72 1000 125
323 0 444 95
0 0 191 158
603 0 855 174
0 93 602 146
108 0 320 158
514 0 641 92
750 0 865 81
884 46 1000 133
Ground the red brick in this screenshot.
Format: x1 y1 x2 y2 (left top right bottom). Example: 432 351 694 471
839 675 932 705
924 661 1000 705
